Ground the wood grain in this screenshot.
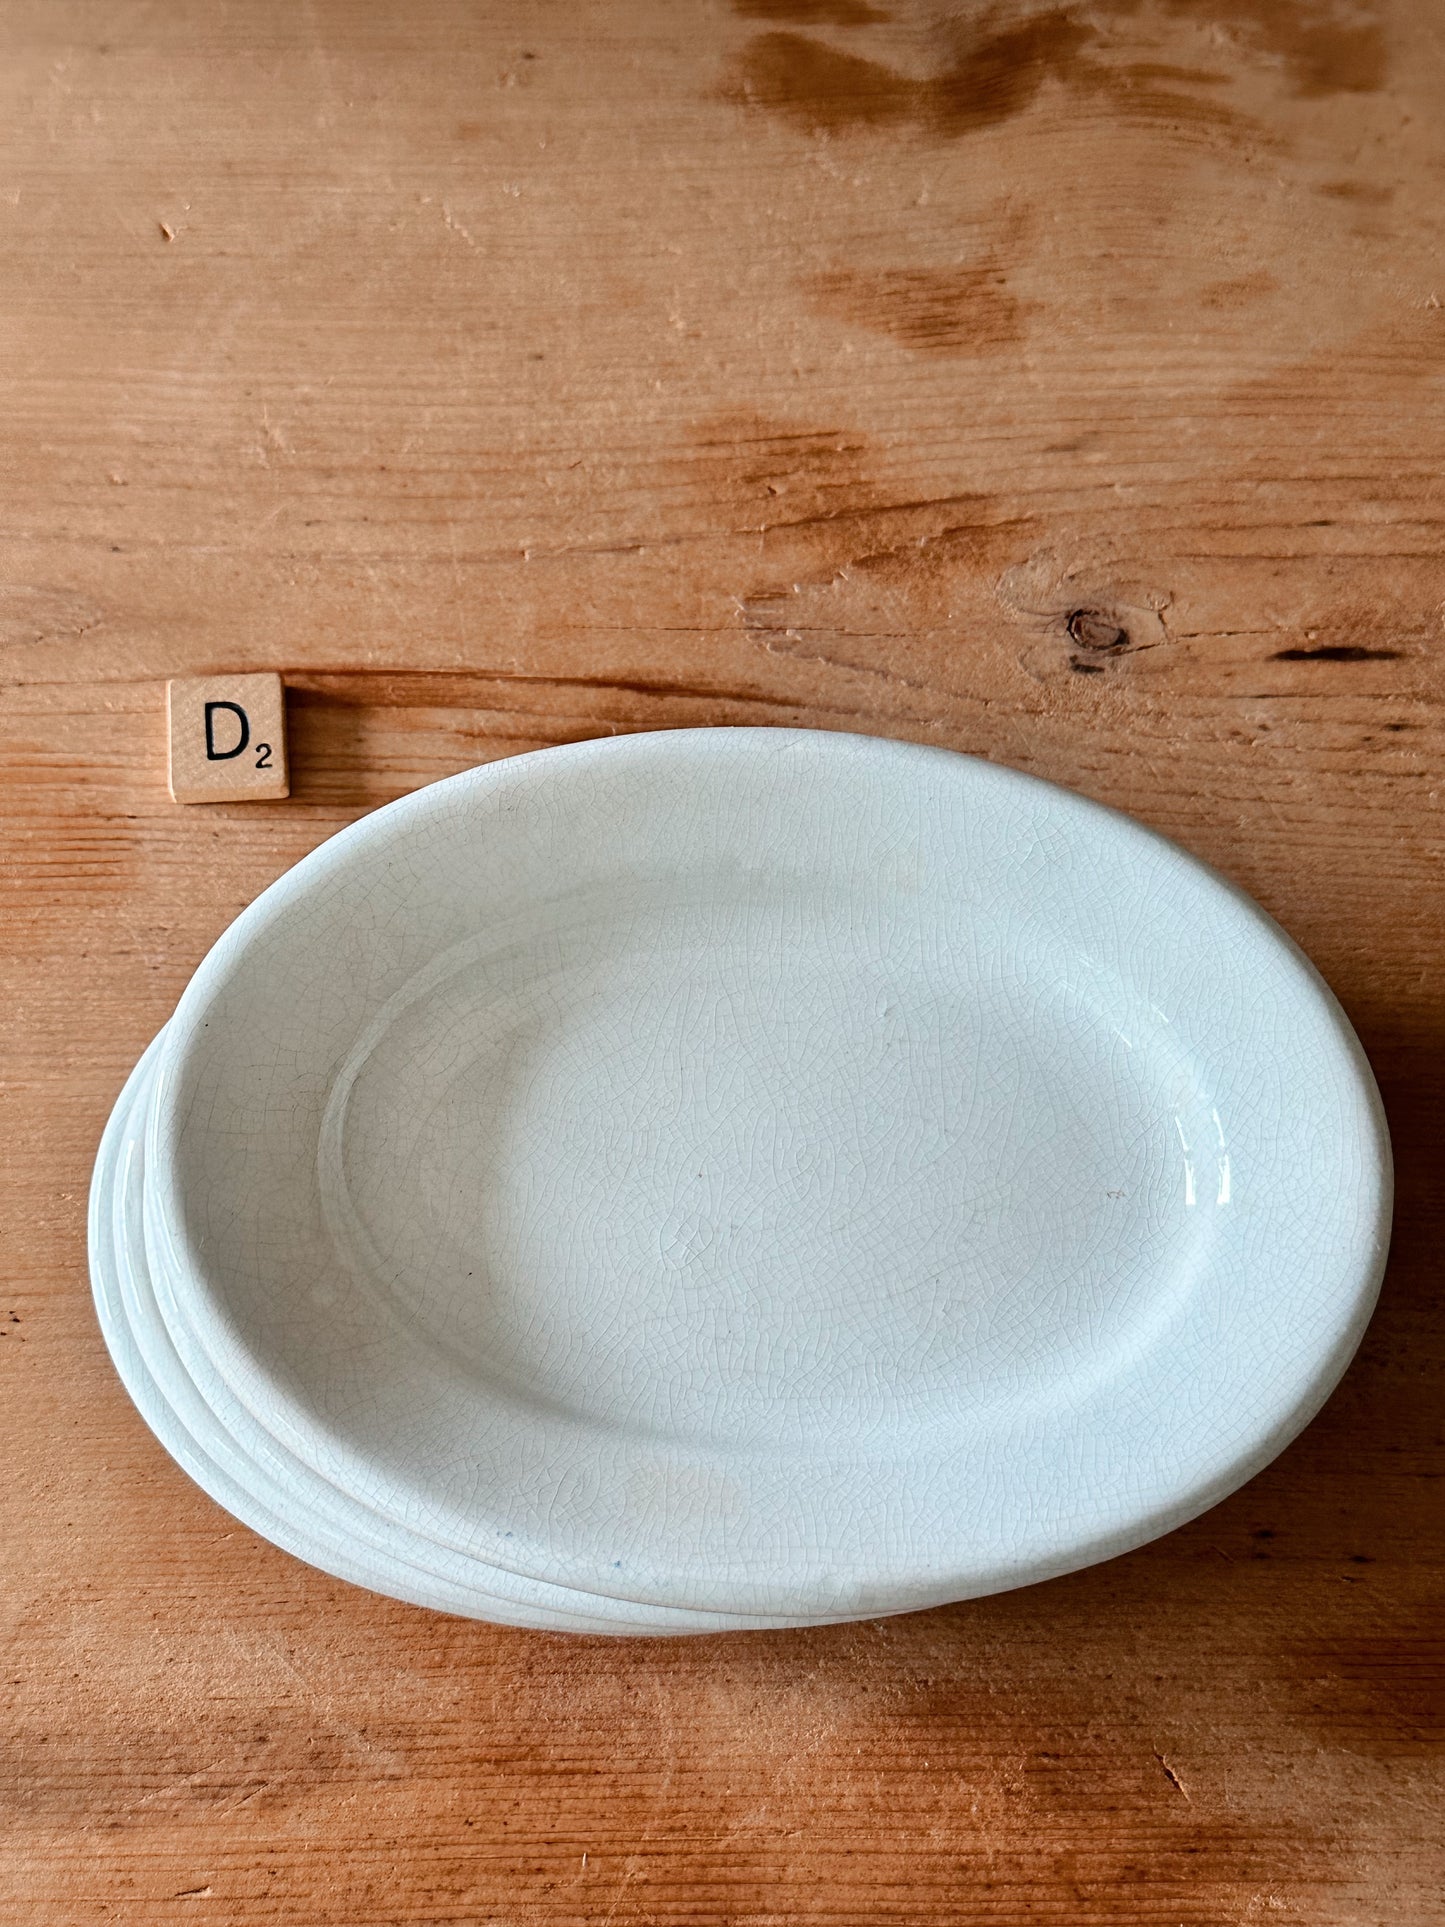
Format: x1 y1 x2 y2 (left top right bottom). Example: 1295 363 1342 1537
2 2 1441 1921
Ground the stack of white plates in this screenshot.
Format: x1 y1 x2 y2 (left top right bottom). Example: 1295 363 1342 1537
90 728 1391 1634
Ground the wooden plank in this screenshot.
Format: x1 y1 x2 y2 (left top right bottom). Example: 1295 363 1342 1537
1 2 1441 1922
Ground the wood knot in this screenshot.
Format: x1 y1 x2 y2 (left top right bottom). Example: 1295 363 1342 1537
996 555 1170 685
1066 607 1130 653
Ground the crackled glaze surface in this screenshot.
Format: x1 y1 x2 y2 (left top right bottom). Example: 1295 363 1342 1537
319 890 1208 1449
94 729 1392 1623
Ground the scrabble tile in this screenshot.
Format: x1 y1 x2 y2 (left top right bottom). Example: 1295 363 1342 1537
167 672 289 803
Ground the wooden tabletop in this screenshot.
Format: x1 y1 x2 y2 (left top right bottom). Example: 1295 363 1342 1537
4 3 1442 1921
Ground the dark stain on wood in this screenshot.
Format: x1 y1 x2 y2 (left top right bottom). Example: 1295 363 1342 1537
286 669 809 712
807 262 1029 355
733 0 891 23
1272 644 1401 661
1289 22 1386 95
724 2 1383 140
724 12 1253 140
724 32 916 130
1318 177 1394 202
931 8 1095 137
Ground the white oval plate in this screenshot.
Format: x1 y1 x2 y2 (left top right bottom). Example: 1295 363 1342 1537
129 729 1389 1620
